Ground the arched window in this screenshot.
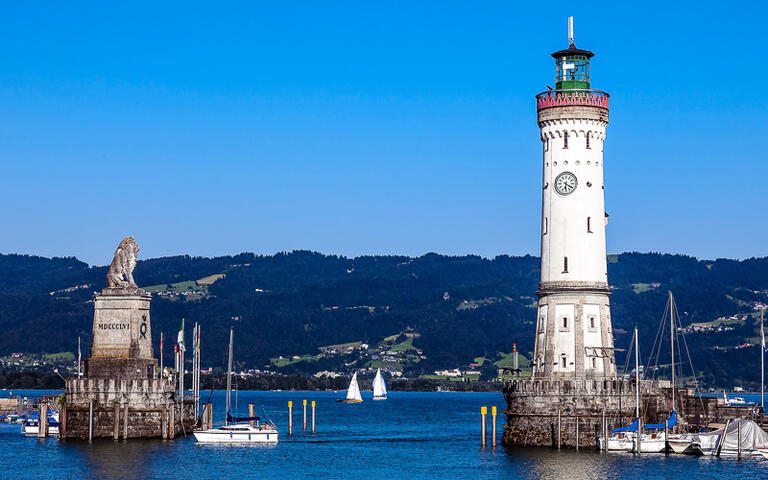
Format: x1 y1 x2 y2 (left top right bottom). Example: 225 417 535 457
543 217 548 235
590 316 595 329
545 137 549 151
563 256 568 273
561 354 567 367
587 217 592 233
586 132 591 149
563 131 569 149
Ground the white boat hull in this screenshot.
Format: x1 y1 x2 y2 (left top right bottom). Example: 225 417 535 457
373 396 387 401
194 425 278 444
602 435 634 452
22 425 59 436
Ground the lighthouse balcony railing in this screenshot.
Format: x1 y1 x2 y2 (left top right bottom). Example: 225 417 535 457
536 89 609 111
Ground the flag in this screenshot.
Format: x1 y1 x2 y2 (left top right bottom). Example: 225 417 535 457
177 319 186 352
77 336 81 377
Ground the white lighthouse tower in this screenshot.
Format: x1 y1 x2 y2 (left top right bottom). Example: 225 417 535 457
531 17 616 379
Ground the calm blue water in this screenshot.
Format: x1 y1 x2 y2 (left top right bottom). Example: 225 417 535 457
2 389 768 479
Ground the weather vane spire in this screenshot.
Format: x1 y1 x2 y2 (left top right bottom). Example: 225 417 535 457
568 16 574 45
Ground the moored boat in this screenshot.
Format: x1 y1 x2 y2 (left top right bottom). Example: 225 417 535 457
21 411 60 436
194 327 278 444
667 433 697 454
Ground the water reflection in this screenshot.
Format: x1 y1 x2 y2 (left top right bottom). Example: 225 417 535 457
62 439 166 480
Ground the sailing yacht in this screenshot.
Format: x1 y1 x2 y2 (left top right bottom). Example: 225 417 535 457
194 327 278 444
372 368 387 401
338 372 363 403
600 326 669 453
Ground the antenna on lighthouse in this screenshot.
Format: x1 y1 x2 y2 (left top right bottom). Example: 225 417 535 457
568 16 574 45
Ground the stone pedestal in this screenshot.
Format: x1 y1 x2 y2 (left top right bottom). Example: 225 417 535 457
85 288 157 380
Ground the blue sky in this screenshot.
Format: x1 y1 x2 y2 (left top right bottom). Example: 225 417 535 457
0 2 765 265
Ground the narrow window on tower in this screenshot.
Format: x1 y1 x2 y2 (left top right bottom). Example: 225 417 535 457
543 217 548 235
561 354 567 367
587 217 592 233
563 317 568 329
592 357 597 369
545 137 549 151
563 131 569 149
586 132 591 149
563 256 568 273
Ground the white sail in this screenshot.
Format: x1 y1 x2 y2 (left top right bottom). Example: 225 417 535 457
346 372 362 401
372 368 387 399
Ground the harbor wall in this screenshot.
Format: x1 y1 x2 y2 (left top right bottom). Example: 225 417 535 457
60 377 195 440
502 378 759 449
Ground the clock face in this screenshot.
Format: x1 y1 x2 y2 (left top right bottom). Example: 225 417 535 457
555 172 577 195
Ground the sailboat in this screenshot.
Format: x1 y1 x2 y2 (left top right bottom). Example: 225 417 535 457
600 326 670 453
338 372 363 403
372 368 387 400
194 327 279 443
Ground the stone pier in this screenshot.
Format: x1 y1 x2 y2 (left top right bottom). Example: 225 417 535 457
503 377 759 448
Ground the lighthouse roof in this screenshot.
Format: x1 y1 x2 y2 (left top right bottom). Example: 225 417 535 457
551 43 594 59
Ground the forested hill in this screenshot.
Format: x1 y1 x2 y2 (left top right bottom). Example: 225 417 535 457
1 251 767 388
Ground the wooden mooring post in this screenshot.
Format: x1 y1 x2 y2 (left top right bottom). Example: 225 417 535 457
575 416 579 452
122 404 129 440
38 403 48 438
288 401 293 435
302 399 307 432
161 404 168 439
113 402 120 440
491 406 497 447
88 400 94 442
557 409 561 449
248 403 256 427
601 408 606 451
311 401 316 433
481 406 487 447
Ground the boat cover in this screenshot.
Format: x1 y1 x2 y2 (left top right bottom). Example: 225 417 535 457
613 418 639 433
227 413 260 423
646 410 676 429
717 419 768 453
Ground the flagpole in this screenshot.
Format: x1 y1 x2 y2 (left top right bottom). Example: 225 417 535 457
160 332 163 376
761 309 765 412
180 319 185 402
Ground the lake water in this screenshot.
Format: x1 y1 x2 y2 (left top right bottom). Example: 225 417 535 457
2 390 768 479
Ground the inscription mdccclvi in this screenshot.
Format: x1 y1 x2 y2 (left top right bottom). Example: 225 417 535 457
97 323 130 330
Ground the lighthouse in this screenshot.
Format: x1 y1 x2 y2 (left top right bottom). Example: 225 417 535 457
503 18 740 449
531 17 616 379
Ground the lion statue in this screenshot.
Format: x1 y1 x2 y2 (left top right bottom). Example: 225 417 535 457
106 236 140 288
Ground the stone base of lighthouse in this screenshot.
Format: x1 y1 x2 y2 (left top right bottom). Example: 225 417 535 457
502 378 758 449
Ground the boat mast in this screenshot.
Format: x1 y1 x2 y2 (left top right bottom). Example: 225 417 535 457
669 291 676 412
762 308 765 412
634 326 640 422
225 326 233 426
